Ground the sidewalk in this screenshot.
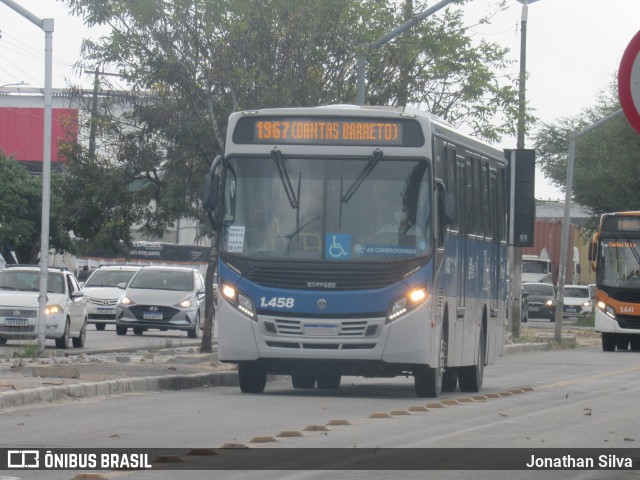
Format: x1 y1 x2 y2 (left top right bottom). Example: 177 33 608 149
0 345 238 409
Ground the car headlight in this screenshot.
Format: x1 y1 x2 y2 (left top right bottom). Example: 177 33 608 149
119 295 134 306
387 287 428 323
177 299 193 308
45 305 62 315
582 301 591 308
545 299 555 307
221 283 256 320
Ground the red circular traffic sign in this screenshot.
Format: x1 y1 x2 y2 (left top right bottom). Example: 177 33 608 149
619 30 640 134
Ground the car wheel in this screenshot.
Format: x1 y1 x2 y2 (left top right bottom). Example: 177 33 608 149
95 324 106 331
116 325 127 336
72 317 87 348
291 373 316 389
238 361 267 393
602 333 616 352
55 319 70 349
316 373 341 389
458 327 485 393
133 327 144 335
188 313 200 339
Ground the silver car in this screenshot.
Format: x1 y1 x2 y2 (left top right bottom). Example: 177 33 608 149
115 266 205 338
82 265 142 330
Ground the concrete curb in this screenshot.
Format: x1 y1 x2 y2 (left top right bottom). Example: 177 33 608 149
1 344 550 409
0 371 240 410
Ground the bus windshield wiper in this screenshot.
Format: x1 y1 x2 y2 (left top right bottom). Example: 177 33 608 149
341 149 383 204
271 148 299 209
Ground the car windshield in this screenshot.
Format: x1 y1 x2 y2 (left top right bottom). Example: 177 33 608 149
522 261 548 273
0 270 65 294
129 270 193 291
565 287 589 298
84 269 138 288
523 284 554 296
221 155 431 261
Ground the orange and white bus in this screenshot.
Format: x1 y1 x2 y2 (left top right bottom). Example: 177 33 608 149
589 211 640 351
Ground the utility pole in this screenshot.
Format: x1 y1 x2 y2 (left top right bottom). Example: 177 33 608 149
0 0 54 354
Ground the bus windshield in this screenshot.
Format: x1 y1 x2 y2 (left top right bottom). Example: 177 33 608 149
600 237 640 287
221 155 431 261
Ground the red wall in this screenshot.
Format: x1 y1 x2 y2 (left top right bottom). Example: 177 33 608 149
0 107 78 163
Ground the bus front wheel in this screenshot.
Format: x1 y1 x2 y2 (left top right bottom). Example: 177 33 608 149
602 333 616 352
238 361 267 393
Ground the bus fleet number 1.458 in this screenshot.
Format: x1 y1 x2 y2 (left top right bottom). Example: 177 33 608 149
260 297 295 308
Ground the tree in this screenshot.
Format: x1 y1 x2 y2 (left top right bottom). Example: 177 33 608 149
0 152 73 264
60 0 526 351
534 81 640 228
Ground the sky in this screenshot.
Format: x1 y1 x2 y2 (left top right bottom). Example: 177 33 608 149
1 0 639 200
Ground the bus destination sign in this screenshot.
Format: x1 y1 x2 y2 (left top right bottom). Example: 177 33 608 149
233 117 424 147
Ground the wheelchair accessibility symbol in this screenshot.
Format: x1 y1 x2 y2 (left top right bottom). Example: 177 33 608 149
326 233 351 259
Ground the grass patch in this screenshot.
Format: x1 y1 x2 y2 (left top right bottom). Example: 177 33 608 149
12 342 39 359
572 314 595 328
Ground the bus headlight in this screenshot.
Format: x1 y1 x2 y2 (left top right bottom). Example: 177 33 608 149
386 287 428 323
221 283 256 320
597 300 616 319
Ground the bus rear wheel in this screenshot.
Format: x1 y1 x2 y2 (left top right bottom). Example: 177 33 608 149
316 373 341 389
458 327 485 393
291 373 316 389
238 361 267 393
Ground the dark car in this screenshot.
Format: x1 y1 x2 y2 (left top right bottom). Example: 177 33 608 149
522 282 556 322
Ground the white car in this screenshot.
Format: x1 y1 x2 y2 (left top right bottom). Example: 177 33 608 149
82 265 142 330
115 266 206 338
0 266 87 349
563 285 592 318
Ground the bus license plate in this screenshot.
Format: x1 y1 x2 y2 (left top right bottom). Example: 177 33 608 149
143 312 163 320
303 324 338 336
6 318 28 326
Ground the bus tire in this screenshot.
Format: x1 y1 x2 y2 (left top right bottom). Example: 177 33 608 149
630 336 640 351
316 373 341 389
291 373 316 389
238 361 267 393
616 335 630 351
414 331 445 398
441 368 457 392
602 333 616 352
458 327 485 393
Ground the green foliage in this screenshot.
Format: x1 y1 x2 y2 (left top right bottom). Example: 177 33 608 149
534 81 640 227
0 152 73 263
59 0 523 253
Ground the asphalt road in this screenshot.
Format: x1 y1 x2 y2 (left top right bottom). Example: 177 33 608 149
2 340 639 480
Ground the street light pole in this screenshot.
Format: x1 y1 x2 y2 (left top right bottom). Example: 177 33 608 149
0 0 54 354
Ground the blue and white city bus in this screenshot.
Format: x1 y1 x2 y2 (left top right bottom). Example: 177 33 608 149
207 105 508 397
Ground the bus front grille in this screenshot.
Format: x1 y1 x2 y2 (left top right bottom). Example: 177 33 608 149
247 267 397 290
